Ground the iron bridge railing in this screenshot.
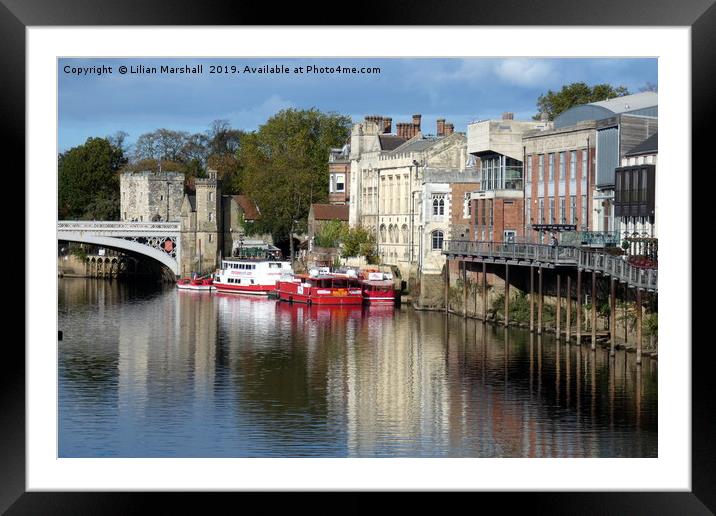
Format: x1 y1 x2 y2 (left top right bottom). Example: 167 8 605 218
444 240 657 291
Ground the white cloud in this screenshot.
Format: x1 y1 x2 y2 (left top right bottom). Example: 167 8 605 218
494 59 556 87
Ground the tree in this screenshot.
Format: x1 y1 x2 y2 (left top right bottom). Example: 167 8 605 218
237 108 352 261
533 82 630 121
58 137 126 219
342 226 377 261
314 220 348 248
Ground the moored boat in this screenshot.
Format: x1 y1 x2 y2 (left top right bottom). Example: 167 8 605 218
359 269 398 305
212 243 292 295
275 269 363 305
176 275 215 291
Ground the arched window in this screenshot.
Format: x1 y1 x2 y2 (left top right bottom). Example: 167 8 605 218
432 198 440 215
431 230 444 250
439 199 445 215
401 224 408 243
379 224 386 242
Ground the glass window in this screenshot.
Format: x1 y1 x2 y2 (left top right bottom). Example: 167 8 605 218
431 230 444 250
549 198 555 223
548 153 554 181
527 155 532 182
463 192 471 218
571 196 577 224
560 197 566 223
539 198 544 223
582 149 587 178
538 154 544 181
336 174 345 192
570 150 576 180
641 168 648 202
581 195 588 230
432 198 439 215
624 171 630 202
559 152 565 180
615 172 622 203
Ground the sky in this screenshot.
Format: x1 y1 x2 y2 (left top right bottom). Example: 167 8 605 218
58 57 657 153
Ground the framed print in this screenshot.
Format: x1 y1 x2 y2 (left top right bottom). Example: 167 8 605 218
5 0 713 512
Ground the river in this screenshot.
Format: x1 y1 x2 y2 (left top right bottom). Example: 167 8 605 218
58 278 657 458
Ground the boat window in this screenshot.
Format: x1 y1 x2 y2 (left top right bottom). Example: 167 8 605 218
269 263 281 268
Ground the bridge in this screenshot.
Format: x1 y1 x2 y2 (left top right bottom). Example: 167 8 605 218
57 221 181 276
443 240 657 292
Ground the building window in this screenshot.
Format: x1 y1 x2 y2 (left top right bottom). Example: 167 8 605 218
538 154 544 181
548 153 554 181
582 149 587 178
527 155 533 182
526 199 532 227
641 168 648 202
209 212 214 222
463 192 471 218
549 198 555 223
431 230 444 250
209 234 213 242
336 173 345 192
560 197 566 223
571 196 577 224
209 191 214 202
488 199 494 227
559 152 565 180
432 195 445 216
570 150 576 180
539 198 545 223
581 195 588 230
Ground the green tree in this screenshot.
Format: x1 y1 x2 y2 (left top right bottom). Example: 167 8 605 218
533 82 630 121
237 108 351 260
342 226 377 261
314 220 348 248
58 137 126 219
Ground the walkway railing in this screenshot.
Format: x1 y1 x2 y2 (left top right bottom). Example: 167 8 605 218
444 240 657 292
58 221 181 233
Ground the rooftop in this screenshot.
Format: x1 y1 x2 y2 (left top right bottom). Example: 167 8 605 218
310 203 349 221
554 91 658 129
625 132 658 156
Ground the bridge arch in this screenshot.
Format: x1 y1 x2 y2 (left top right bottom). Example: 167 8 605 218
59 232 179 275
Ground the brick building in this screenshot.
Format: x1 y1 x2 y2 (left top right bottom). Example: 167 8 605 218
467 112 550 243
328 144 351 205
522 120 596 243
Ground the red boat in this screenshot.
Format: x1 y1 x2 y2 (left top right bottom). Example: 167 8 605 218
275 270 363 305
359 270 398 305
176 275 215 291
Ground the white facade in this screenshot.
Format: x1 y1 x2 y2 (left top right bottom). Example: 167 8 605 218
348 118 470 277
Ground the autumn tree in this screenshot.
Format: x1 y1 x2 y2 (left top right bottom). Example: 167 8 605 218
237 108 351 261
58 137 126 220
533 82 630 121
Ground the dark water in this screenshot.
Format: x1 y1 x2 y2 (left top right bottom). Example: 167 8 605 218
58 278 657 458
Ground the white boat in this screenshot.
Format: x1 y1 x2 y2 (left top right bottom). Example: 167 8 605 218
212 242 293 295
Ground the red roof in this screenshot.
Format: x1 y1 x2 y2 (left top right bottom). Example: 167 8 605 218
311 203 349 221
232 195 261 220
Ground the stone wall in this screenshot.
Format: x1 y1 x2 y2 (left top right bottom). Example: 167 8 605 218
120 171 185 222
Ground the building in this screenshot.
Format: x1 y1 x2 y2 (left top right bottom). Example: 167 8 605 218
522 120 596 243
119 171 185 222
179 170 222 275
467 112 550 243
222 194 270 258
551 92 658 234
328 144 351 205
307 203 350 241
614 132 658 242
348 114 468 278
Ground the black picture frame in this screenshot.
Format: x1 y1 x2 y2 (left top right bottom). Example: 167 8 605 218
5 0 712 513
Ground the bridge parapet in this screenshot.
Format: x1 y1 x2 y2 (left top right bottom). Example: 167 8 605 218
58 221 181 235
444 240 657 292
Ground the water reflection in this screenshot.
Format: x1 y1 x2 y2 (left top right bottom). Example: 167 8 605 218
59 278 657 458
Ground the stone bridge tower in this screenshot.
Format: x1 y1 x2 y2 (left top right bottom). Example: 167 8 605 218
180 169 222 275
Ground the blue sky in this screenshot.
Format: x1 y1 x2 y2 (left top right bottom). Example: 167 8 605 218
58 57 657 152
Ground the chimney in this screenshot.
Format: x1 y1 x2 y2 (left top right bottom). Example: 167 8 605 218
445 123 454 136
396 123 407 139
436 118 446 136
412 114 422 133
383 117 392 134
502 112 514 120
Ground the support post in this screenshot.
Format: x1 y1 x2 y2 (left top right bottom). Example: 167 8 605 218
482 261 487 322
591 271 597 351
556 273 561 339
444 261 450 314
537 266 543 335
504 263 510 327
610 277 617 356
636 288 643 365
529 266 535 333
462 260 468 319
576 269 582 344
566 275 572 341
